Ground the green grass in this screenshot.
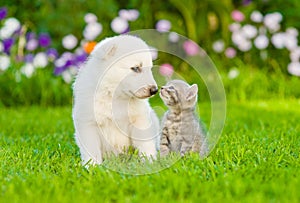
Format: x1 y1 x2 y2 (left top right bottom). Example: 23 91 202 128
1 100 300 202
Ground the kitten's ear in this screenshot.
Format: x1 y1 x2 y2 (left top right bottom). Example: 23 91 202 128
102 44 117 60
186 84 198 101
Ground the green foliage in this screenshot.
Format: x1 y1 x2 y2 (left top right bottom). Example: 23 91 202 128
1 101 299 202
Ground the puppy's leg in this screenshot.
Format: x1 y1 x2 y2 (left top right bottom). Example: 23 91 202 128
75 122 103 165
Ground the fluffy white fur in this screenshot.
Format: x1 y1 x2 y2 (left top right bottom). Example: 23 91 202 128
73 35 160 165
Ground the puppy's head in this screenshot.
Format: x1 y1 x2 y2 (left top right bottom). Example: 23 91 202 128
94 35 158 99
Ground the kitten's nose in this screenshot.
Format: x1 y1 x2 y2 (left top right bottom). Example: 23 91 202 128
150 86 158 95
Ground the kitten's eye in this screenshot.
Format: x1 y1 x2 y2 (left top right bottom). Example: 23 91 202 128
168 86 175 90
131 66 141 73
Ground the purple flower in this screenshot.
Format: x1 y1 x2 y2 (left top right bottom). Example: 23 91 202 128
46 48 58 61
26 39 38 51
24 54 34 63
0 7 7 20
75 51 87 64
38 33 51 47
3 38 14 54
26 32 36 40
183 40 199 56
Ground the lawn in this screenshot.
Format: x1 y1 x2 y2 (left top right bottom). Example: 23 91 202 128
0 100 299 202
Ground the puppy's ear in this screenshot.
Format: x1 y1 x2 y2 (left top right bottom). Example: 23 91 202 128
102 44 117 60
186 84 198 101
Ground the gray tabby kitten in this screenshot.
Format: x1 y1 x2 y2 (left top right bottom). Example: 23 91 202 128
159 80 208 157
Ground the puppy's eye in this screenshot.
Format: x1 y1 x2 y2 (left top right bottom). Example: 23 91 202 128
131 66 141 73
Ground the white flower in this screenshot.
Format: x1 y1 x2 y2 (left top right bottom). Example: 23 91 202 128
212 40 225 53
4 17 21 32
271 32 285 49
156 20 171 32
84 13 98 24
21 63 35 78
83 22 103 40
168 32 179 43
110 17 129 34
62 34 78 50
264 12 282 33
286 27 298 37
0 27 12 39
285 34 298 51
119 9 139 21
237 40 252 52
228 68 239 79
232 30 245 45
290 47 300 62
229 23 241 32
0 55 10 71
250 10 263 23
33 52 48 68
287 62 300 76
254 35 269 49
149 46 158 60
0 41 3 52
242 24 257 39
62 70 73 83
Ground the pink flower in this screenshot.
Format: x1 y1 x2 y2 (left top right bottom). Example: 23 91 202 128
183 40 199 56
159 63 174 77
225 47 237 58
231 10 245 22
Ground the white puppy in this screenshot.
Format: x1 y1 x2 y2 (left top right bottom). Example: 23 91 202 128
73 35 160 165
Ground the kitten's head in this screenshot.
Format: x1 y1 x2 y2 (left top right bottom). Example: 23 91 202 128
160 80 198 110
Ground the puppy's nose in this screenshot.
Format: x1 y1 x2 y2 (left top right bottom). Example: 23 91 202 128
150 86 158 95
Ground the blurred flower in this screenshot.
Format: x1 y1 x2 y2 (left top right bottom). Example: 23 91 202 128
54 52 74 75
111 17 128 34
156 20 171 33
264 12 282 33
0 55 10 71
83 22 102 40
231 10 245 22
0 17 21 39
62 70 73 83
286 27 298 37
229 23 241 32
62 34 78 50
285 32 298 51
3 38 14 54
33 52 48 68
225 47 237 58
287 62 300 76
271 32 285 49
119 9 139 21
26 39 38 51
21 63 35 78
183 40 199 56
83 41 97 54
212 40 225 53
46 48 58 61
290 47 300 62
168 32 179 43
74 48 87 64
149 46 158 60
26 32 36 40
237 40 252 52
228 68 239 79
0 7 7 20
231 30 245 45
24 54 34 63
242 24 257 39
254 35 269 49
38 33 51 47
84 13 98 24
0 41 3 52
159 63 174 77
250 10 263 23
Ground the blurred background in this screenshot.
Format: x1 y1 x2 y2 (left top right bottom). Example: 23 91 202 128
1 0 300 106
